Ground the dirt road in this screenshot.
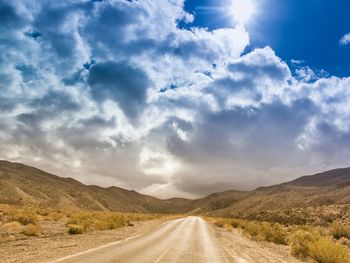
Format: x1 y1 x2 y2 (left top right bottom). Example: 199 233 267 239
52 216 301 263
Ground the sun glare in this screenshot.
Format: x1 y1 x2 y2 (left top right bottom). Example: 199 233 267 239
230 0 257 24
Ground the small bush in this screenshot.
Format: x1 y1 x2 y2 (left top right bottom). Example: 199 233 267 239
229 219 243 228
1 221 22 234
48 212 63 221
5 210 38 225
214 220 225 228
242 222 261 237
67 224 84 235
213 218 287 244
22 224 42 236
290 229 320 258
257 223 288 245
66 212 128 232
308 237 350 263
331 222 350 240
290 229 350 262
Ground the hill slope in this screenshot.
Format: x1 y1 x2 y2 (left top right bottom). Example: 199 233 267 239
201 168 350 217
0 160 190 213
1 160 350 215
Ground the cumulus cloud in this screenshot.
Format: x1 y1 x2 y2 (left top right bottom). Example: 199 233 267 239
340 33 350 46
1 0 350 198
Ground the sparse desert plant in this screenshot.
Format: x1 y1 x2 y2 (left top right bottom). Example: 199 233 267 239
36 209 49 216
22 224 43 236
65 211 151 233
229 218 244 228
5 210 38 225
331 222 350 240
214 219 226 228
308 237 350 263
1 221 22 235
48 211 63 221
256 223 288 245
242 222 261 237
213 218 288 244
290 229 320 258
67 224 84 235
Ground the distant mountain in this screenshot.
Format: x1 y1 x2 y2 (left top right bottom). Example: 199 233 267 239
283 167 350 187
1 160 350 216
199 167 350 217
0 160 190 213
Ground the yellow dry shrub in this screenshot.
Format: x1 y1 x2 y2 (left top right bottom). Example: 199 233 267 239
5 210 38 225
48 212 64 221
308 237 350 263
290 229 350 263
242 221 261 237
331 222 350 240
256 223 288 245
1 221 22 234
66 211 155 233
290 229 320 258
22 224 42 236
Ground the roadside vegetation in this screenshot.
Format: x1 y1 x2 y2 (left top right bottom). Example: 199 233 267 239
65 211 159 234
211 213 350 263
0 205 164 239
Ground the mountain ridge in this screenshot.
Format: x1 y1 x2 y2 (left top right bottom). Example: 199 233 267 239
1 160 350 215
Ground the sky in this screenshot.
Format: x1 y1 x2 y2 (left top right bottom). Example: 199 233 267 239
0 0 350 198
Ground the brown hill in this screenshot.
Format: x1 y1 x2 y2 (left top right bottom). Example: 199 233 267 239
200 168 350 217
283 167 350 187
1 160 350 216
0 160 190 213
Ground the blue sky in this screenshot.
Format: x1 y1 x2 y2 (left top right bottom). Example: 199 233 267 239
1 0 350 198
184 0 350 76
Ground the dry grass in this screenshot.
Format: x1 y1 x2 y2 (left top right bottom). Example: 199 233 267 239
236 204 350 227
0 205 163 239
290 229 350 262
213 218 288 244
308 237 350 263
3 209 38 225
290 229 321 258
21 224 43 236
212 217 350 263
65 211 160 233
1 221 22 235
331 222 350 240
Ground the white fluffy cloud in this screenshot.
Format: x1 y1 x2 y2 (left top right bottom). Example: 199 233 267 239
1 0 350 198
340 33 350 46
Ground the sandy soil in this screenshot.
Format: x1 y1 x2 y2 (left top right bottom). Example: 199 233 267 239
0 219 162 263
